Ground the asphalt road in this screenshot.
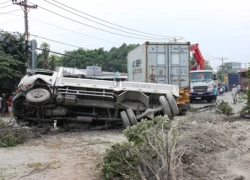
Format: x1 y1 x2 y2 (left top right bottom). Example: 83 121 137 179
190 91 245 113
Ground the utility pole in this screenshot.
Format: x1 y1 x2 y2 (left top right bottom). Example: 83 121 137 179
13 0 37 70
220 57 227 66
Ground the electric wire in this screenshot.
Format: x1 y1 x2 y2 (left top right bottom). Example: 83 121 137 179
202 52 220 60
0 17 22 25
0 0 9 5
0 4 12 9
44 0 177 39
28 1 172 40
52 0 176 38
30 34 90 50
0 13 121 45
0 9 22 14
29 17 120 45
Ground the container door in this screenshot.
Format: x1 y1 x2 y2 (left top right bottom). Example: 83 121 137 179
147 44 168 84
169 45 189 88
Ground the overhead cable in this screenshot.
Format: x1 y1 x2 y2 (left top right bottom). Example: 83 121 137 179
52 0 176 38
0 9 22 14
0 4 12 9
45 0 177 39
28 1 173 40
0 17 22 25
29 17 120 45
30 34 90 50
0 0 9 5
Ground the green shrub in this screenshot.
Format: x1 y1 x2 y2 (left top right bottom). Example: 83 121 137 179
98 116 174 180
215 100 234 115
99 142 140 180
0 119 29 147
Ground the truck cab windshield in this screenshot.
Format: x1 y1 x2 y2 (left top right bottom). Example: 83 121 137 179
190 72 212 82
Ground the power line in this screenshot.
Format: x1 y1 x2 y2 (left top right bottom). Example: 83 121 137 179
28 1 171 40
0 9 22 14
0 4 12 9
0 17 22 25
29 17 120 45
0 0 9 5
0 13 121 45
37 48 83 59
30 34 90 50
44 0 177 39
52 0 176 38
202 52 220 59
2 30 91 50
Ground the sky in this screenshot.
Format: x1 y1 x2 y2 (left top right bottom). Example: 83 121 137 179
0 0 250 71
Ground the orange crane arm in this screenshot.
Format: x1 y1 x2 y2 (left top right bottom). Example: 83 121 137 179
190 44 205 70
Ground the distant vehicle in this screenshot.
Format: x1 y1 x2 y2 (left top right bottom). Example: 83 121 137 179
189 44 217 103
13 67 179 129
228 73 239 90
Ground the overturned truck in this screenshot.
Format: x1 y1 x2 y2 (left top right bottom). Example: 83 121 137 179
13 67 180 129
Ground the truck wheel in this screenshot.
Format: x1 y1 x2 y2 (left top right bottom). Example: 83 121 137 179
207 98 213 103
166 93 179 115
120 111 131 128
26 88 51 105
126 108 138 125
159 96 172 117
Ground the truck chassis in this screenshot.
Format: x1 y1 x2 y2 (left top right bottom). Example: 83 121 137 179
13 68 180 129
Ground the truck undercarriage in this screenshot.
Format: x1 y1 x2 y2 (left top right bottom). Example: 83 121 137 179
13 68 180 129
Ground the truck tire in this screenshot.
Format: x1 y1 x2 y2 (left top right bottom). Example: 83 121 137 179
207 98 213 103
166 93 179 115
126 108 138 125
120 111 131 128
26 88 51 105
159 96 172 117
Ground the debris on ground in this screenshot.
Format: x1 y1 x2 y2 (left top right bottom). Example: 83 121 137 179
99 111 250 180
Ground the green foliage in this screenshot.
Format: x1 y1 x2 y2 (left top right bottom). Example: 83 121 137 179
100 142 140 180
99 116 173 180
0 119 28 147
190 57 213 70
215 100 234 115
60 43 139 72
37 42 61 70
0 30 26 91
217 62 236 82
0 47 23 79
124 116 171 145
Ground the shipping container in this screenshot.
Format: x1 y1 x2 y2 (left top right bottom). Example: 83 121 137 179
127 42 190 89
228 73 239 89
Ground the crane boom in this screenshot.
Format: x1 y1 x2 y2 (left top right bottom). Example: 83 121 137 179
190 44 205 70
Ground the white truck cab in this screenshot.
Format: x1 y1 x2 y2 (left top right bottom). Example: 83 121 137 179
190 70 216 103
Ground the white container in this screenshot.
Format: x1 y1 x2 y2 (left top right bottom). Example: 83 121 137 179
127 41 190 89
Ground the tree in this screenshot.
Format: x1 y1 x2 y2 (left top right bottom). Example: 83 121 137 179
217 62 232 82
49 54 60 70
37 42 50 69
0 30 26 92
190 58 213 70
0 47 23 79
59 43 139 73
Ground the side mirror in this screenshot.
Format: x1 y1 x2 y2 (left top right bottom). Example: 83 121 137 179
213 74 217 80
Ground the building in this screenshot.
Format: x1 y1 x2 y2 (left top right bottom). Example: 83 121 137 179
227 62 241 73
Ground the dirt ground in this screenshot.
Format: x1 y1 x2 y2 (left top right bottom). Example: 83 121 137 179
1 92 250 180
0 129 126 180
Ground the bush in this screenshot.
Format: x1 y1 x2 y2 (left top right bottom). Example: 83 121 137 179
215 100 234 115
0 119 30 147
98 116 176 180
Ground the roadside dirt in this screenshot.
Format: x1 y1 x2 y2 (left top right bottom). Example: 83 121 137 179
0 129 126 180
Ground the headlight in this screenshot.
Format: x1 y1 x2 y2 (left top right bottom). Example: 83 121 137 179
20 84 28 91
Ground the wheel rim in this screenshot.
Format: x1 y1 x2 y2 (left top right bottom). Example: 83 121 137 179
32 91 45 99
